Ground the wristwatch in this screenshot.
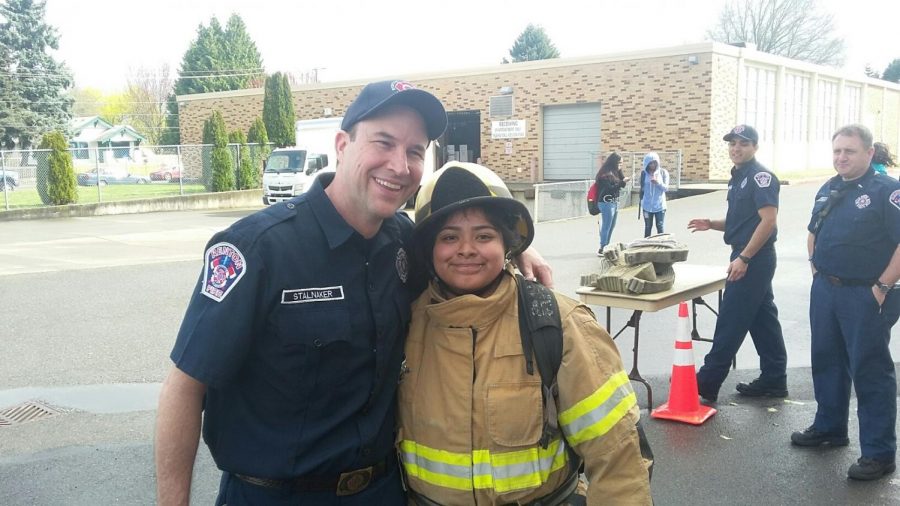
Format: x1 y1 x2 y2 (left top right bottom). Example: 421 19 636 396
875 280 893 294
738 254 751 264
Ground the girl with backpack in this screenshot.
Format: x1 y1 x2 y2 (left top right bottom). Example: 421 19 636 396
594 152 629 255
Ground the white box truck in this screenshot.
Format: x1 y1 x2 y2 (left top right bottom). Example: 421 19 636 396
262 117 342 205
262 116 439 206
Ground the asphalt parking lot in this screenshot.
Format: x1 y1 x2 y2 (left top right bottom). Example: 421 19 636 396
1 179 899 505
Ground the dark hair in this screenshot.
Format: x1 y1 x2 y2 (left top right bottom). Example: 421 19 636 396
599 152 622 175
597 152 623 185
832 124 873 149
873 142 897 167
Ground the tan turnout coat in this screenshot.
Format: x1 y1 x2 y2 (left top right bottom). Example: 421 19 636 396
397 271 652 505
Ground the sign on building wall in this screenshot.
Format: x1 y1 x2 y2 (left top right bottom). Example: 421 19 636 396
491 120 526 139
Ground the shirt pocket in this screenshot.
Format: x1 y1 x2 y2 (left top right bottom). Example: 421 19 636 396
274 306 354 404
849 208 881 242
276 305 353 349
485 380 544 447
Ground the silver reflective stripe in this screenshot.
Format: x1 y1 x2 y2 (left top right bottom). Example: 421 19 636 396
401 448 472 479
486 441 566 481
562 382 633 437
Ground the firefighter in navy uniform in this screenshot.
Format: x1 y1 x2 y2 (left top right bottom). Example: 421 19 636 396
791 124 900 481
154 80 448 505
688 124 788 402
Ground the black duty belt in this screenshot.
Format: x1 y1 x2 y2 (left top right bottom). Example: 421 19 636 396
818 273 874 287
234 459 388 496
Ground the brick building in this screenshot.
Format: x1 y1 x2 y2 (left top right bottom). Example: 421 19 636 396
176 42 900 183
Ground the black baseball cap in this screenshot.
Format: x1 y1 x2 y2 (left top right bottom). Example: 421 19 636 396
723 124 759 143
341 80 447 141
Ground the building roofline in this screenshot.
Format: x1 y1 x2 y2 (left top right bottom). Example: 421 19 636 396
175 41 899 103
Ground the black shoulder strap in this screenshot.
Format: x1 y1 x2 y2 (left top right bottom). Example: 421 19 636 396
515 274 653 480
515 274 563 449
812 180 855 239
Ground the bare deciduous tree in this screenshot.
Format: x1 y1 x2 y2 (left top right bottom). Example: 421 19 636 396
707 0 845 67
125 64 173 145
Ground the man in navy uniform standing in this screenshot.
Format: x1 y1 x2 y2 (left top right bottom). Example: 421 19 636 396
688 124 788 402
154 80 552 505
791 124 900 481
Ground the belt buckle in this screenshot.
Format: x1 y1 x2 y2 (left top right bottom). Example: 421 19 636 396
336 466 373 496
826 275 842 286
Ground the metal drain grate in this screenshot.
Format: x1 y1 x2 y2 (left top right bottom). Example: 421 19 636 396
0 400 62 426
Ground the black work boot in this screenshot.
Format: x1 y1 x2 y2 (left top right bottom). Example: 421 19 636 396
735 377 788 398
697 382 718 403
790 426 850 447
848 457 896 481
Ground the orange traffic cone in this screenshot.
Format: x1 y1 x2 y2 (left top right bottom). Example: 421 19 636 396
651 301 717 425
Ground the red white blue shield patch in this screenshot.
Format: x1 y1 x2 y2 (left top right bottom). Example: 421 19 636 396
202 242 246 302
890 189 900 211
753 172 772 188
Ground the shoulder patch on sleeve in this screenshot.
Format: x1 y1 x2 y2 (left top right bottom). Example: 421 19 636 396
890 189 900 211
202 242 247 302
754 172 772 188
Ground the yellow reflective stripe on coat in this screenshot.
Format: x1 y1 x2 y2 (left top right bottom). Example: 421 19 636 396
559 370 637 446
400 438 569 493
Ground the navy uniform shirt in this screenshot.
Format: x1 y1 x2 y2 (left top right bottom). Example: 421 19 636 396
170 174 414 479
808 168 900 280
724 158 779 248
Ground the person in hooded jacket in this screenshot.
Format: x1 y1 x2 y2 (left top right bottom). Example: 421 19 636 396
639 152 668 237
397 161 652 506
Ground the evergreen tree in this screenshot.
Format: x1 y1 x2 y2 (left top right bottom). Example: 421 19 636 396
169 14 264 143
882 59 900 83
262 73 295 147
0 0 74 149
173 14 264 96
43 131 77 204
208 111 235 192
230 130 256 190
503 24 560 63
247 116 270 183
36 131 76 205
159 95 180 145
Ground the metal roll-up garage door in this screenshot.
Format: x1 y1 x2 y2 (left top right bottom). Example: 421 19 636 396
542 103 601 180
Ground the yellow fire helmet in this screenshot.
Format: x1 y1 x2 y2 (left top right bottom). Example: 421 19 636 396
413 161 535 259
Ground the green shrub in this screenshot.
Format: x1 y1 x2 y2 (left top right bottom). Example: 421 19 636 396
230 130 256 189
204 111 233 192
38 131 78 205
248 116 270 183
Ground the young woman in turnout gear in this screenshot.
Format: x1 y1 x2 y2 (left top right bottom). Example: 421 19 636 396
396 162 652 505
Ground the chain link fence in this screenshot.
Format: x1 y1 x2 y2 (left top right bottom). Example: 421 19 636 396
533 150 682 223
0 144 272 211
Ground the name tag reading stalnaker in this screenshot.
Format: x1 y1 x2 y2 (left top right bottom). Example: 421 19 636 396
281 286 345 304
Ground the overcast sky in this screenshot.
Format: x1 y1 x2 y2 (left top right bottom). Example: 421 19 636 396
42 0 900 92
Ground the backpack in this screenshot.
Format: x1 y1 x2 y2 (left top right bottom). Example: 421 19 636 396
586 182 601 216
515 274 654 479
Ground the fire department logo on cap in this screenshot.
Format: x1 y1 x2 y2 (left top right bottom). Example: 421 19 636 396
202 242 246 302
754 172 772 188
391 80 416 92
855 194 871 209
733 125 745 134
890 189 900 211
396 247 409 283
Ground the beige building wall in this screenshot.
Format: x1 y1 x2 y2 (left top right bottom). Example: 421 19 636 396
178 46 717 183
708 53 741 180
176 42 900 183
